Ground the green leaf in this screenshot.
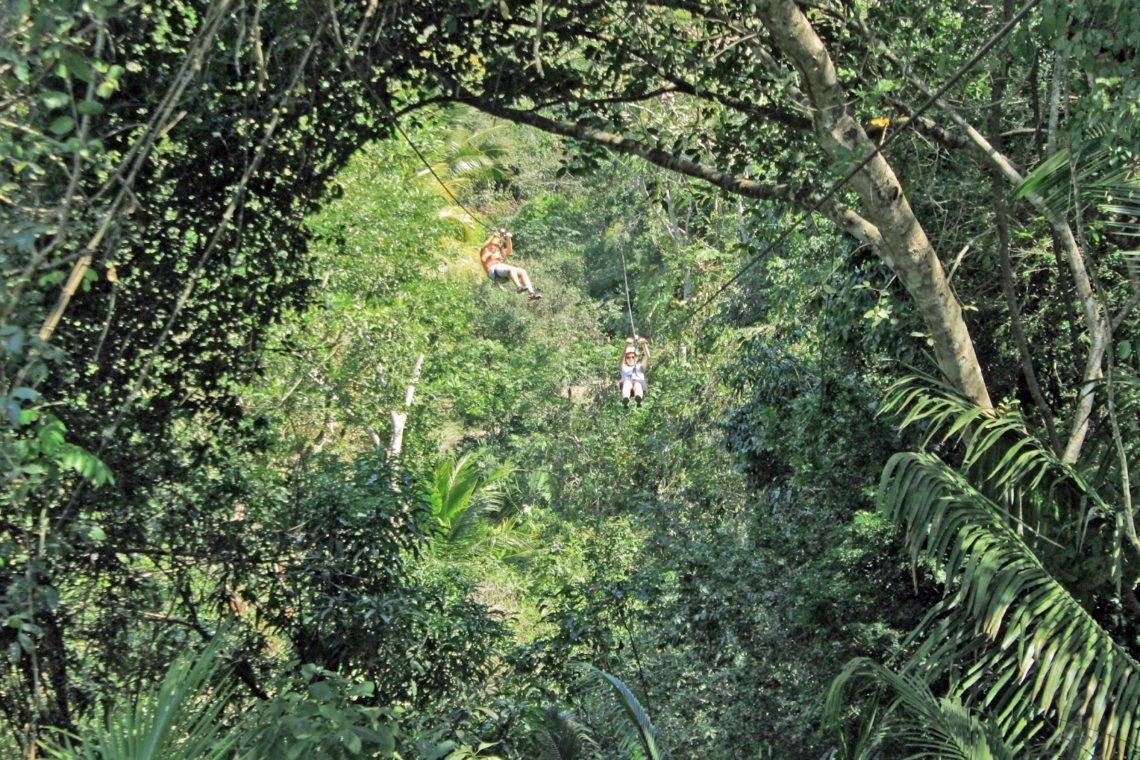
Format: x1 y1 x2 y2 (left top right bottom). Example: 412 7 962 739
59 50 93 82
10 387 38 401
347 681 375 697
41 90 69 109
48 116 75 136
423 740 456 760
377 725 395 753
342 729 362 754
77 99 104 116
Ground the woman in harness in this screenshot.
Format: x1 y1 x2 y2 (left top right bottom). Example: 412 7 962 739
480 229 540 300
619 336 650 407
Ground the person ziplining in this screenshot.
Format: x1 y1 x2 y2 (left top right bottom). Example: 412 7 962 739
480 229 541 301
619 336 650 408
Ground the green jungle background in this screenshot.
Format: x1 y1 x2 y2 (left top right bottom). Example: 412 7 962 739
2 1 1139 757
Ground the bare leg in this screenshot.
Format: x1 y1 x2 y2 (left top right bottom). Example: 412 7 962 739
621 380 633 406
513 266 534 293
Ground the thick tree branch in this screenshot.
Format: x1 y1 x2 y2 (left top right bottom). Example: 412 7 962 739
457 92 799 203
755 0 993 409
526 86 680 112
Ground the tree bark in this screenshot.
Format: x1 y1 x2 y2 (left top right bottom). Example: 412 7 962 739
755 0 992 409
388 353 424 458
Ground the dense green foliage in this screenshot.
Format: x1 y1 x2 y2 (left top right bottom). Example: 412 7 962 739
2 0 1138 758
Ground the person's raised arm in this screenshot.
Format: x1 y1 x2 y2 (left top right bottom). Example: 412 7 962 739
639 337 650 368
503 231 513 258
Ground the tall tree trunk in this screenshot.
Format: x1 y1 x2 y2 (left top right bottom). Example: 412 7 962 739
756 0 992 409
988 0 1060 453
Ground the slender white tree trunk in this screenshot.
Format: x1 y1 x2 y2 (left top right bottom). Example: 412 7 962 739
387 353 424 458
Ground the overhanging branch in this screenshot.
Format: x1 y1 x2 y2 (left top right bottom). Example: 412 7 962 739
457 92 798 204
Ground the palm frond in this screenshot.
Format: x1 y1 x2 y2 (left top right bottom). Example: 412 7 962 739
445 125 511 164
431 453 481 528
826 657 1014 760
1017 130 1139 240
42 635 240 760
575 663 663 760
427 454 519 555
436 207 485 244
530 706 600 760
415 125 512 197
880 451 1140 757
879 376 1114 535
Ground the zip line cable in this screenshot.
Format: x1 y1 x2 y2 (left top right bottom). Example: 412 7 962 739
619 244 639 338
391 118 496 233
389 0 1038 343
654 0 1042 337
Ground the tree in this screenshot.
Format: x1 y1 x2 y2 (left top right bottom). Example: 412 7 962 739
4 0 1137 754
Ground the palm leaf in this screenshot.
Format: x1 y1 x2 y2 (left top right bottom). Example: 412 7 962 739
431 453 481 530
530 706 600 760
880 451 1140 756
826 658 1014 760
575 664 663 760
427 453 516 553
42 635 240 760
880 376 1117 554
414 125 512 199
1017 128 1139 240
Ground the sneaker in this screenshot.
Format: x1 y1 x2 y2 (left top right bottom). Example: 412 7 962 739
516 285 527 293
635 397 643 407
621 397 629 408
528 292 542 301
